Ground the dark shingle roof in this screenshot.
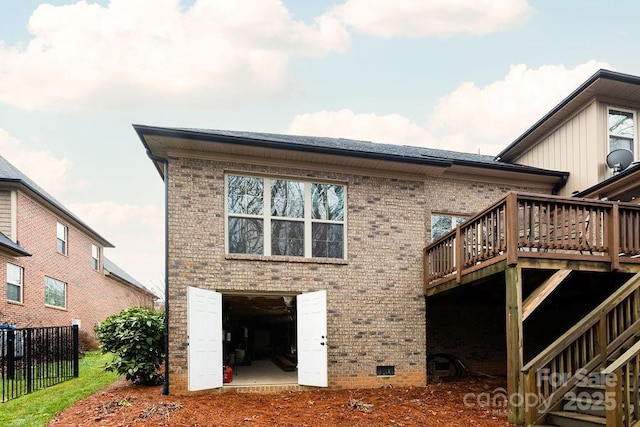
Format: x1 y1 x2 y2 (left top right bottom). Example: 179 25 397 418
0 155 113 247
135 125 568 178
0 231 30 257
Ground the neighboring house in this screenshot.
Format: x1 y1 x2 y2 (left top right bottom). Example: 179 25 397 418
135 124 567 394
0 155 157 331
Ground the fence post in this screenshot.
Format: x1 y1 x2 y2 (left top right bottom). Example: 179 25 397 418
26 328 32 394
7 329 15 381
72 325 79 378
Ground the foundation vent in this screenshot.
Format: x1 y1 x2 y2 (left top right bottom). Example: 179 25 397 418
376 365 395 376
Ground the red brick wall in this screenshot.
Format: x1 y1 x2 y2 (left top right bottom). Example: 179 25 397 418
0 191 155 331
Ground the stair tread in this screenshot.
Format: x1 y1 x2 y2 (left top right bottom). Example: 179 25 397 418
548 410 606 424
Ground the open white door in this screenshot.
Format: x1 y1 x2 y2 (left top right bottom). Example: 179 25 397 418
187 286 223 391
296 290 328 387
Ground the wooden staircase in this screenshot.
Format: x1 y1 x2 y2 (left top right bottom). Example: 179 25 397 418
522 272 640 427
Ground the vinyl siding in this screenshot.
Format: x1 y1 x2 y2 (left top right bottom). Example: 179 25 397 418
0 190 12 237
515 101 604 196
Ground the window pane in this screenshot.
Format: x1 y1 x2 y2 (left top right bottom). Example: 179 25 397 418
271 180 304 218
45 277 66 308
228 217 264 254
609 110 634 138
609 136 634 153
312 223 344 258
227 176 264 215
312 184 344 220
271 220 304 256
57 239 66 254
431 215 453 240
57 222 66 240
7 283 20 302
7 263 22 285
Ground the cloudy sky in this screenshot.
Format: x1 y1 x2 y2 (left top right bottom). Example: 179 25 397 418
1 0 638 297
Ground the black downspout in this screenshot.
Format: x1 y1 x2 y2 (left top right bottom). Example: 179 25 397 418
146 150 170 395
552 173 569 195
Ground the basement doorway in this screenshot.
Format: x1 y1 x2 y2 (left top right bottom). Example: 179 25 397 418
186 287 327 391
223 292 298 387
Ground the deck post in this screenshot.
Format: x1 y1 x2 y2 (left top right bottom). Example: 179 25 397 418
506 193 519 266
610 203 620 271
506 264 524 424
456 227 463 283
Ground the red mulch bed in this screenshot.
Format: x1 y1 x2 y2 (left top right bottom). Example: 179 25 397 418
48 376 516 426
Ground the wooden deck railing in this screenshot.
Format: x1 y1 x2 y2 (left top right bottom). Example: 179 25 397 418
425 192 640 287
521 272 640 425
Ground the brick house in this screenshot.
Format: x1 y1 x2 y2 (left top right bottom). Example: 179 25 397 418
0 155 157 331
135 124 568 394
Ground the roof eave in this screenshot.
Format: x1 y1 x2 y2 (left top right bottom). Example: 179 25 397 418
0 178 114 248
135 124 568 180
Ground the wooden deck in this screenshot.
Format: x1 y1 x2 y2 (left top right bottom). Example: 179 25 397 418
424 192 640 296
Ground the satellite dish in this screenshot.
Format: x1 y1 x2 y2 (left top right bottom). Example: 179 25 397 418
606 148 633 173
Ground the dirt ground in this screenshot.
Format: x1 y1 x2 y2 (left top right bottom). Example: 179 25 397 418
48 376 516 426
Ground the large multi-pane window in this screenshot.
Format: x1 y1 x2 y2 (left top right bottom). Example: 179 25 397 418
431 214 466 240
7 263 23 303
56 222 67 255
91 244 100 270
45 276 66 308
608 107 635 156
227 175 346 259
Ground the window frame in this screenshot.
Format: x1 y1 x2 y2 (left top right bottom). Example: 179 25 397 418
91 244 100 270
607 106 637 159
44 276 67 309
225 174 347 259
7 262 23 303
56 222 68 255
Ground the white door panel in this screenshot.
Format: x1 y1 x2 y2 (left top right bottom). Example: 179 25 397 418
188 286 223 391
297 290 328 387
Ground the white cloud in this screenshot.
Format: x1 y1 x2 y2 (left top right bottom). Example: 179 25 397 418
68 200 164 297
287 108 440 146
0 0 350 111
0 128 87 195
286 61 613 156
428 61 613 154
329 0 534 38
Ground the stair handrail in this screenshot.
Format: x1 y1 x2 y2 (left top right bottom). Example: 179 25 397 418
523 272 640 372
521 272 640 425
601 340 640 427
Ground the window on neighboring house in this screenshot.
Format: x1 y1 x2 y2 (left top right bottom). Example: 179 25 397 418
226 175 346 259
608 107 636 156
92 244 100 270
7 263 23 303
45 276 66 309
431 214 467 240
57 222 67 255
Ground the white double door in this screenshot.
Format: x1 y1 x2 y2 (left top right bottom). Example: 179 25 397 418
187 287 327 391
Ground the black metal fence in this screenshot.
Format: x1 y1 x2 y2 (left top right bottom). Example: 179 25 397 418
1 325 79 402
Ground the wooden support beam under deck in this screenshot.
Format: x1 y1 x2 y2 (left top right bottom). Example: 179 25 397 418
506 265 523 425
522 269 572 321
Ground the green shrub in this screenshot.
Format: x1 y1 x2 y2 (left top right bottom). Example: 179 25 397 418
95 306 165 385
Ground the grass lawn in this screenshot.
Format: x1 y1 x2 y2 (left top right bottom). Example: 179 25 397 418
1 351 119 427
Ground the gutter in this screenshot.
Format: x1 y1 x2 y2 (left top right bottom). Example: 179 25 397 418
552 173 570 195
145 149 170 396
133 124 567 179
